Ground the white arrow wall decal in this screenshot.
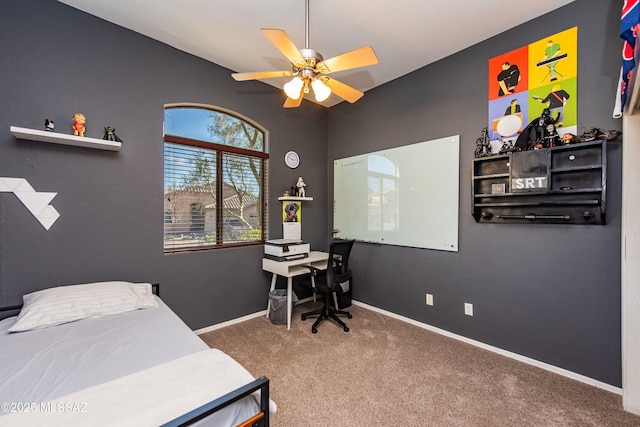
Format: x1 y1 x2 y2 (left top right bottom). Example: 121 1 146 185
0 177 60 230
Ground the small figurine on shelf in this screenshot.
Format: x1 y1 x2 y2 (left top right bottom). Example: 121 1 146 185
474 127 491 158
102 126 122 142
515 108 560 150
295 176 307 197
72 113 86 137
499 138 515 154
561 132 575 145
44 119 55 132
576 127 622 143
543 123 561 148
535 108 559 146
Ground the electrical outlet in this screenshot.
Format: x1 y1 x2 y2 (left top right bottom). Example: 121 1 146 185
426 293 434 306
464 303 473 316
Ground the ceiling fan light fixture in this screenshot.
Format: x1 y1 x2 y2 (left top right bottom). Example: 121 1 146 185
232 0 377 108
283 76 304 99
311 78 331 102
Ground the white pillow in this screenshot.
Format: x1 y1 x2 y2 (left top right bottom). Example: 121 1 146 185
130 282 158 308
8 281 158 333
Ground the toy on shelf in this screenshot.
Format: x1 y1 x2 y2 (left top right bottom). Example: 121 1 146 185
295 176 307 197
474 127 492 158
561 133 575 144
44 119 55 132
72 113 86 137
515 108 560 150
576 127 621 143
102 126 122 142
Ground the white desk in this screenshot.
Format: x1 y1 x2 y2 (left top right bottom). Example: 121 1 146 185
262 251 329 330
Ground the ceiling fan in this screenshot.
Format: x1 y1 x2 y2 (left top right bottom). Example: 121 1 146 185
231 0 378 108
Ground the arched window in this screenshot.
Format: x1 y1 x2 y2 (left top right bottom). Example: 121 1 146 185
163 105 268 252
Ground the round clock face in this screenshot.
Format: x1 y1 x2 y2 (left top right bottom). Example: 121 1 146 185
285 150 300 168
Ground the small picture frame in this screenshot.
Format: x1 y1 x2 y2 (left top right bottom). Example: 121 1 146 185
491 183 506 194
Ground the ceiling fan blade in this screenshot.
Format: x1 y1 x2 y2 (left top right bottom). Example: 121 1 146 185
316 46 378 74
323 77 364 103
260 28 306 69
232 70 294 81
283 93 304 108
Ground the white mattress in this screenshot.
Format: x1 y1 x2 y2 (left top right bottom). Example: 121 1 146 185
0 297 265 426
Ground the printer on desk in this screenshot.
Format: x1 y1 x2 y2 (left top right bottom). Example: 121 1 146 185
264 239 310 261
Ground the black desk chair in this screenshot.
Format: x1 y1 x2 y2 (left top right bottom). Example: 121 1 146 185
301 239 355 333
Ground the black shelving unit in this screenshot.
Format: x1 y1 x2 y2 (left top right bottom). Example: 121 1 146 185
472 140 606 224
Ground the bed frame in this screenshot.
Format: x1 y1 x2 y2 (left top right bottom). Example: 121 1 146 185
0 283 270 427
162 376 270 427
0 304 21 320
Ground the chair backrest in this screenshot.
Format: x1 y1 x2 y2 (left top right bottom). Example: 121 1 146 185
327 239 355 288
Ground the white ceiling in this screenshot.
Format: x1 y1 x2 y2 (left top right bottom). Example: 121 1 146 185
58 0 576 107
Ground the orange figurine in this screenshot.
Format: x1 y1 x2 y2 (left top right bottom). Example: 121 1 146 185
72 113 86 137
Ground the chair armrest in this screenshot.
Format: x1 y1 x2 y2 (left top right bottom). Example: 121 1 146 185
335 270 351 281
301 265 322 277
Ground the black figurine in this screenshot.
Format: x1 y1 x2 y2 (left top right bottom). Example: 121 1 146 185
474 127 491 158
499 139 513 153
543 123 561 148
102 126 122 142
44 119 55 132
515 108 560 150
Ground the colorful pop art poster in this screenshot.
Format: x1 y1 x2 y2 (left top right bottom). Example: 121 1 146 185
488 27 578 152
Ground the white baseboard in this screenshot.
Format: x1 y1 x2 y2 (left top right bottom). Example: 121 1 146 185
194 296 315 335
195 310 267 335
352 300 622 395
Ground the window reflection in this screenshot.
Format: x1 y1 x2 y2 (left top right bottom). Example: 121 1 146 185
367 154 398 232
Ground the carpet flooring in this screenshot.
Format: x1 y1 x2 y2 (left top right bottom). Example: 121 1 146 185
199 301 640 426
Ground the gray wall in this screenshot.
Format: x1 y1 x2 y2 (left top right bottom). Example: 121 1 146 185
0 0 625 388
0 0 328 329
328 0 623 386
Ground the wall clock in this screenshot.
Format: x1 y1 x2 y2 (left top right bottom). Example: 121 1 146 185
285 150 300 168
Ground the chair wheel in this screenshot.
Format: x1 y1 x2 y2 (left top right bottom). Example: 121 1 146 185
347 314 353 319
312 328 318 334
344 327 349 332
301 315 307 321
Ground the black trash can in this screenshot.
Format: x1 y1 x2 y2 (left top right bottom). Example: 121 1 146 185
268 289 288 325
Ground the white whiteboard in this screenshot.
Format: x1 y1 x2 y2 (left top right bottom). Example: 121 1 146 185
333 135 459 251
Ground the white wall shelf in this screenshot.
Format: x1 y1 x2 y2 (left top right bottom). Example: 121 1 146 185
277 196 313 201
10 126 121 151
